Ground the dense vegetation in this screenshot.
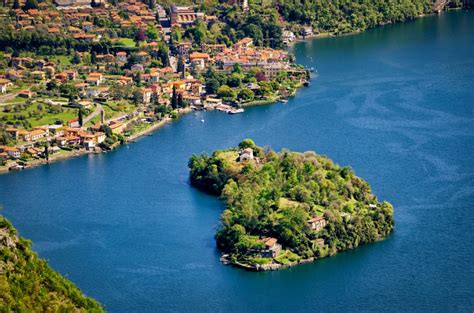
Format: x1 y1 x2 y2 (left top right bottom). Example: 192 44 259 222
277 0 435 35
189 140 394 268
0 216 104 312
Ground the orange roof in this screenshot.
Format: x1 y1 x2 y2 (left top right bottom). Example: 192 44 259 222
190 52 210 60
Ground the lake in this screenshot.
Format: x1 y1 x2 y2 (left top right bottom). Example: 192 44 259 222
1 10 473 312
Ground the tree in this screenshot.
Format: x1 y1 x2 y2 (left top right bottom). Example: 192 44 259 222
232 63 242 74
238 139 257 150
205 78 219 95
135 29 146 44
146 27 158 41
71 52 81 65
91 51 97 64
217 85 236 101
171 85 178 109
78 108 84 127
228 73 242 88
22 0 38 10
238 88 254 102
132 90 142 105
177 55 185 77
177 93 185 108
12 0 19 9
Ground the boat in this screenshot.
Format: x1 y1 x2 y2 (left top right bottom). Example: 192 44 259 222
279 99 289 103
201 119 205 123
228 108 244 114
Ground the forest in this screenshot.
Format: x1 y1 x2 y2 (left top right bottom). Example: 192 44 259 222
0 216 104 312
189 139 394 268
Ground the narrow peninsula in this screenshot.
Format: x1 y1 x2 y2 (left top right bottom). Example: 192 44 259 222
189 140 394 271
0 216 104 312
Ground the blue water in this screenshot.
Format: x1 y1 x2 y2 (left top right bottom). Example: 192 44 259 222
1 11 473 312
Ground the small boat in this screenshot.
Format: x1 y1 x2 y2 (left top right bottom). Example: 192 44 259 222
228 108 244 114
201 119 205 123
279 99 288 103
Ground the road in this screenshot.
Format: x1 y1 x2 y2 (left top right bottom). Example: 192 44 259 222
83 102 103 125
0 92 19 105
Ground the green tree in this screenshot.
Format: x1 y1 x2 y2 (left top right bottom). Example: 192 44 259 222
217 85 237 101
71 52 81 65
171 85 178 109
23 0 38 10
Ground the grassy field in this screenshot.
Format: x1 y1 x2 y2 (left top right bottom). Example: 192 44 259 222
51 55 72 67
0 101 77 128
103 100 136 119
116 38 136 48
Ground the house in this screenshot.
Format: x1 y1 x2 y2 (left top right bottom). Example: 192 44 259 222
303 26 313 37
239 148 254 162
201 43 226 55
259 237 282 258
65 70 78 80
0 146 21 159
118 76 133 85
189 52 210 69
136 51 150 64
68 119 80 128
205 97 222 107
176 42 192 56
109 121 125 134
307 216 326 232
5 127 19 139
49 146 61 154
75 100 93 109
86 72 104 86
140 88 153 104
282 30 296 44
183 95 201 106
116 51 127 63
29 129 47 141
18 90 36 98
83 139 95 150
26 147 43 157
94 132 106 144
233 37 253 51
131 63 144 73
30 70 46 80
263 63 288 79
0 79 12 93
47 125 65 137
170 6 204 26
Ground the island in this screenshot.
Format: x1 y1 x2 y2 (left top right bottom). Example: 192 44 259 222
189 139 394 270
0 216 104 312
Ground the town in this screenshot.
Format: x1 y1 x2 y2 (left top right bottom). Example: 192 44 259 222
0 0 310 172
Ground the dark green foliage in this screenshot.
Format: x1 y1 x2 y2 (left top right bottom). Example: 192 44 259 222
0 216 104 312
189 140 394 264
188 153 232 195
278 0 434 34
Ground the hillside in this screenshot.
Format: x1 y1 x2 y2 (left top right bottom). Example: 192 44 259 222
0 216 104 312
189 140 394 270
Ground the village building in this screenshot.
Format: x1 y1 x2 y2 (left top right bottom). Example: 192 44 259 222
259 237 282 258
0 79 12 93
170 5 204 26
0 146 21 159
116 51 127 63
307 216 327 232
189 52 210 69
239 148 254 162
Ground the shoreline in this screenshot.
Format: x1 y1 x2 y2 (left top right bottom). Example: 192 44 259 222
0 107 194 175
3 9 453 175
286 8 468 47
